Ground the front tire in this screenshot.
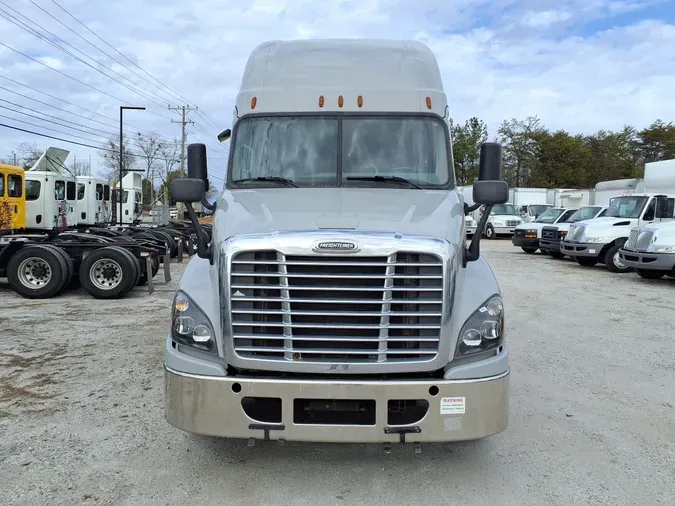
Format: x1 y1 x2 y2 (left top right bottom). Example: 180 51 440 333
485 224 496 240
576 257 598 267
604 242 631 273
548 251 565 259
521 247 538 254
636 269 667 280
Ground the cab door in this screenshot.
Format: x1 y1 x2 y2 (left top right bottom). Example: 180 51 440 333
0 167 26 232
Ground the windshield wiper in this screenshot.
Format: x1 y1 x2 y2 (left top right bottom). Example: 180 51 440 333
234 176 297 187
346 175 422 189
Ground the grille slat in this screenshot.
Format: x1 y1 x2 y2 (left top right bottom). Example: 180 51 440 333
232 334 440 342
230 250 443 364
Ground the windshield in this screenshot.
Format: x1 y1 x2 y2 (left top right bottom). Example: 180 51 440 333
491 204 518 215
569 206 602 222
528 204 551 216
228 115 452 188
606 196 648 218
535 208 565 223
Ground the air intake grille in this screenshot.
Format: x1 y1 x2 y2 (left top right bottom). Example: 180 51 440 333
567 224 586 242
541 227 557 240
229 251 444 364
506 220 519 227
625 229 639 250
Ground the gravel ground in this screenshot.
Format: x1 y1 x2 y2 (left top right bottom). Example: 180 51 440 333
1 240 674 505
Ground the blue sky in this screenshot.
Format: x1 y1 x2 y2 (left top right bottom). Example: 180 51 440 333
0 0 674 181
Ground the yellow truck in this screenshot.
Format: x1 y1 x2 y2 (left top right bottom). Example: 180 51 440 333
0 163 26 233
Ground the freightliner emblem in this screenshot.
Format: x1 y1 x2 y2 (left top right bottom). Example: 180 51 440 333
313 240 359 253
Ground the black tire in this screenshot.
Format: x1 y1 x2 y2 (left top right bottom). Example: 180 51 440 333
667 272 675 278
521 247 538 254
604 242 631 273
485 224 496 240
576 257 598 267
79 247 137 299
38 244 74 295
636 269 667 280
6 245 69 299
108 246 142 287
149 230 177 257
548 251 565 259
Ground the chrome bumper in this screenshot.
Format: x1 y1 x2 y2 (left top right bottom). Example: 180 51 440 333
164 366 509 443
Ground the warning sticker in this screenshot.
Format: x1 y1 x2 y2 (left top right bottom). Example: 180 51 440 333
440 396 465 415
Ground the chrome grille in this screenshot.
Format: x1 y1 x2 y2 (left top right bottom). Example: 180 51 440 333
506 220 519 227
229 251 443 364
625 229 639 250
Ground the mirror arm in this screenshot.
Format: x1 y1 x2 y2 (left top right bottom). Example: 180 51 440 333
464 202 481 215
184 202 212 262
463 204 494 266
200 196 217 212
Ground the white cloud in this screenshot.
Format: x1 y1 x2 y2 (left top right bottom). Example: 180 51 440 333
0 0 673 179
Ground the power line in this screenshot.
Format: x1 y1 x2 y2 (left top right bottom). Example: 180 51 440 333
0 113 105 144
0 75 151 135
0 99 115 137
0 5 172 114
27 0 188 107
50 0 198 110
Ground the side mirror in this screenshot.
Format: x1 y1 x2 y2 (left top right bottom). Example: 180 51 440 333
463 142 509 266
170 178 205 203
473 143 508 205
187 143 208 187
169 178 211 261
217 129 231 142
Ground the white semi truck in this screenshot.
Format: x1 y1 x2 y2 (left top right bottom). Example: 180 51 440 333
164 39 511 446
561 159 675 272
619 221 675 279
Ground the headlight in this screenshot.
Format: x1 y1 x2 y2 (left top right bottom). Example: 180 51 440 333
651 245 675 253
171 291 216 352
456 295 505 357
585 236 609 243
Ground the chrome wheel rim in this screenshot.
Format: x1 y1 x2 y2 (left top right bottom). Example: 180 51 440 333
90 258 123 290
17 257 52 289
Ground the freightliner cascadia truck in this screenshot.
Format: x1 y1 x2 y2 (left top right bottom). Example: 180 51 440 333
164 39 510 446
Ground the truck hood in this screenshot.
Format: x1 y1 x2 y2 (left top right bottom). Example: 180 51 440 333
213 187 464 244
577 217 639 240
640 220 675 247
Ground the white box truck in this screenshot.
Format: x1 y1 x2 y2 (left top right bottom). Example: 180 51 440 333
561 160 675 272
510 187 551 222
619 220 675 279
164 39 511 446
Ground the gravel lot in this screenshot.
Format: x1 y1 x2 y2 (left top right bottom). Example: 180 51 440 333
1 240 674 505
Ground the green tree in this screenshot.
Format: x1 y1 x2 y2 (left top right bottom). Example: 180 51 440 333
142 178 154 205
157 169 186 205
636 120 675 163
497 116 544 187
530 130 591 188
585 128 640 185
451 117 488 185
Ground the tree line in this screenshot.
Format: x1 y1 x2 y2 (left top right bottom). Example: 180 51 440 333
452 117 675 188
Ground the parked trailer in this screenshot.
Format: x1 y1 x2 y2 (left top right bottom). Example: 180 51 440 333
0 232 167 299
562 159 675 272
509 188 551 222
538 205 608 258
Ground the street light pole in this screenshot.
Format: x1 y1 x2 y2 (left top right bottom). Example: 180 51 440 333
119 106 145 225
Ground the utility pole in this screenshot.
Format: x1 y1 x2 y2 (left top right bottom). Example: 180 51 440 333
169 105 197 220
